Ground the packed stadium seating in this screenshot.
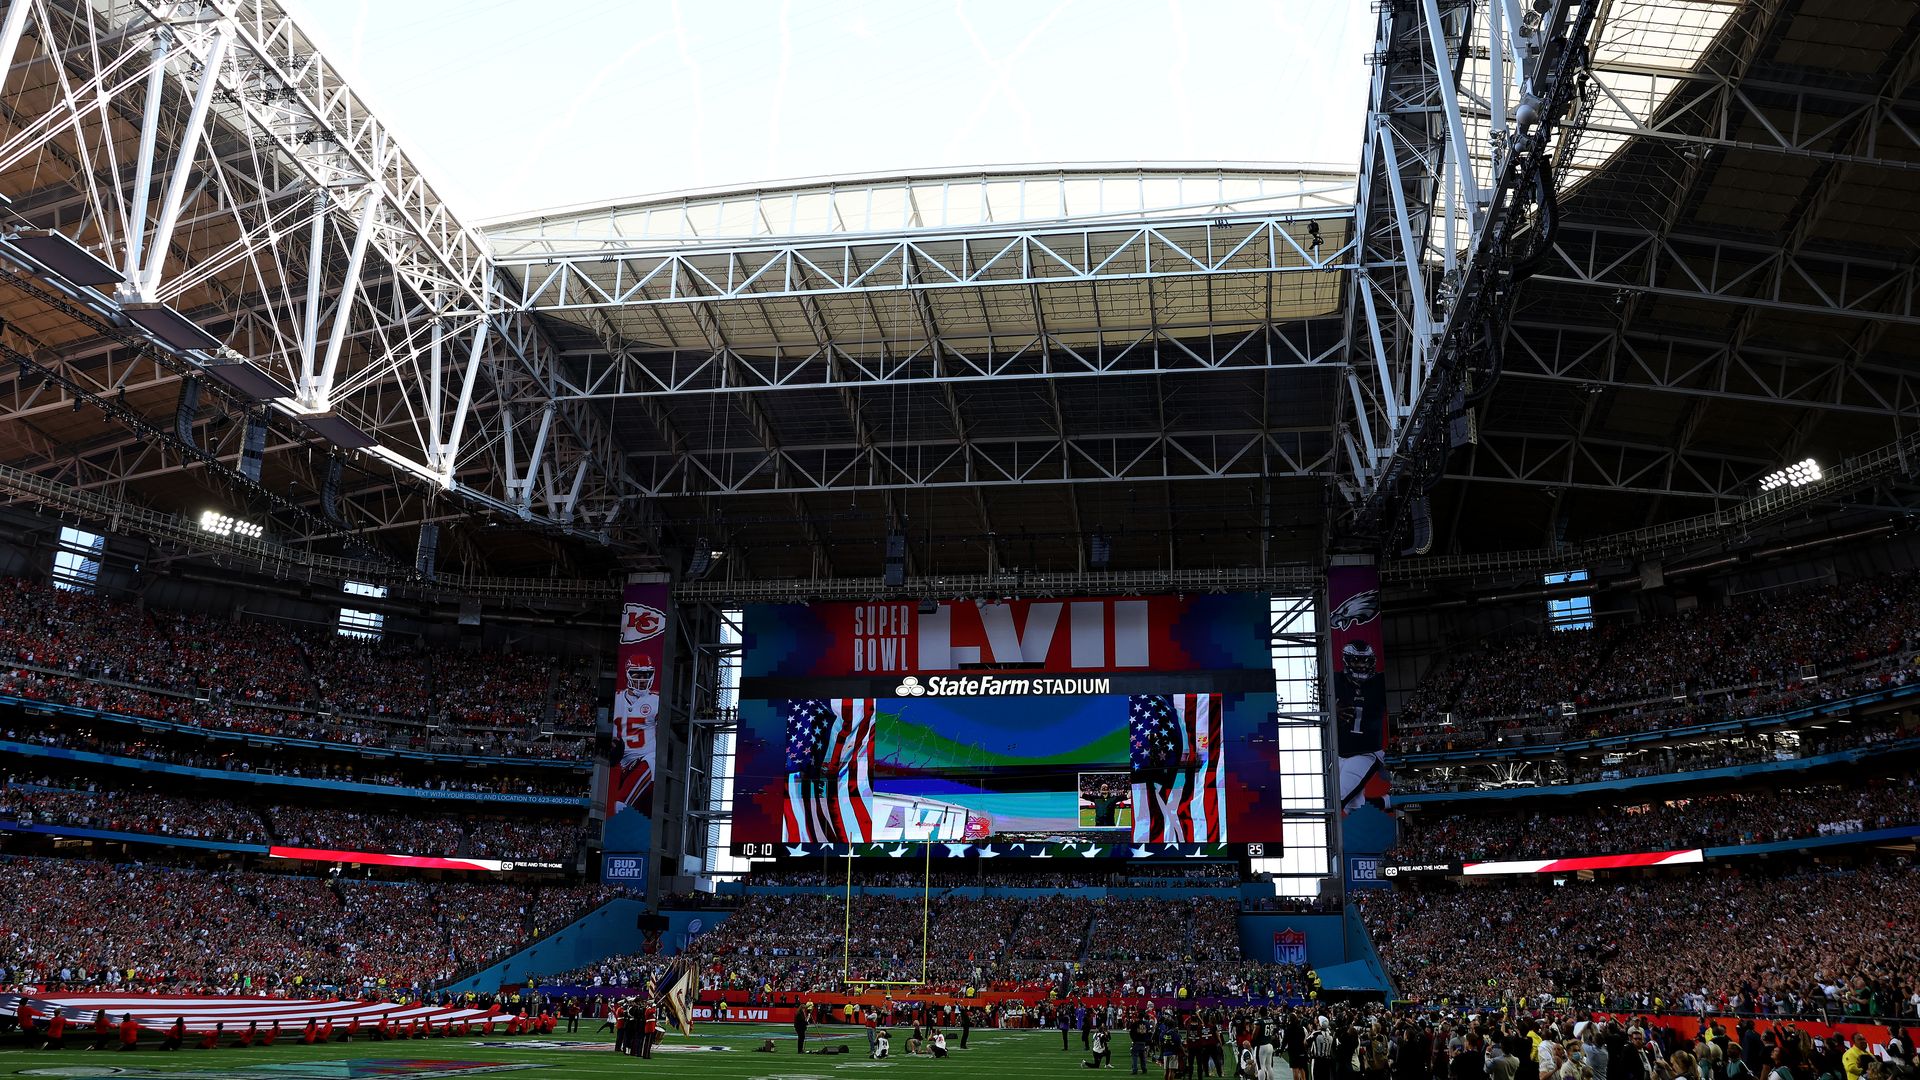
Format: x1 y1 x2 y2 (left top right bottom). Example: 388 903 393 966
1395 574 1920 752
0 855 619 994
0 770 581 862
5 720 587 795
262 803 582 863
0 779 270 844
0 576 599 759
1356 858 1920 1016
557 892 1309 1003
1395 712 1915 793
1391 778 1920 861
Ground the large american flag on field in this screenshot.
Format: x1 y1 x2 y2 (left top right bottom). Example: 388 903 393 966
783 698 878 843
0 993 500 1034
1129 694 1227 843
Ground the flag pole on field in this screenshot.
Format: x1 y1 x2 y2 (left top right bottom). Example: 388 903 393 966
656 957 696 1037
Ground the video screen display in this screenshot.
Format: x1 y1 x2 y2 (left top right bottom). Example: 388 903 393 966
730 595 1283 848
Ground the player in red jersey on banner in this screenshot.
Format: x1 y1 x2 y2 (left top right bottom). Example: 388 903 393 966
610 656 659 815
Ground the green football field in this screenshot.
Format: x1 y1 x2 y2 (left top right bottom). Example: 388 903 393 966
0 1024 1166 1079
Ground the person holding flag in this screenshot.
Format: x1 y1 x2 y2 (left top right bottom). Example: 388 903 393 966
89 1007 114 1050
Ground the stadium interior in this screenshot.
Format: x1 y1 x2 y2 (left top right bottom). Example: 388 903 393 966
0 0 1918 1073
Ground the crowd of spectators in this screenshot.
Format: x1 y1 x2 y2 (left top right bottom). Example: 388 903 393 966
1398 573 1920 751
572 891 1304 1004
0 855 620 995
0 575 598 760
1397 712 1915 793
4 722 586 796
732 865 1247 890
262 803 581 863
0 768 579 861
0 777 268 843
1357 859 1920 1017
1392 777 1920 862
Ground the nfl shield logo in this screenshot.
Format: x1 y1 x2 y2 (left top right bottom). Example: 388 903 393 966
1272 929 1307 965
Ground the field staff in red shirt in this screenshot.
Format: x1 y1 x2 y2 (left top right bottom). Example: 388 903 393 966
119 1014 139 1050
162 1017 184 1051
90 1008 114 1050
43 1010 66 1050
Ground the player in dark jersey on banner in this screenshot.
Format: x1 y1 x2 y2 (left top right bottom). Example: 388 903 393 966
1333 638 1388 809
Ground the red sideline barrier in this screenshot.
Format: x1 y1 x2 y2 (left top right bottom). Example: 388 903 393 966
1598 1013 1911 1047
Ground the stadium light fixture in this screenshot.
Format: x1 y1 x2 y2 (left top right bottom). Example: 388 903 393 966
1759 458 1822 492
198 509 264 539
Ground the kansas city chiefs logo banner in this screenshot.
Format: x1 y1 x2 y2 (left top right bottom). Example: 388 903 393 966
621 602 667 644
609 583 668 822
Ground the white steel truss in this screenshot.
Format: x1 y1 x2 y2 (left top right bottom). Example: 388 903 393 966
1341 0 1601 535
0 0 626 549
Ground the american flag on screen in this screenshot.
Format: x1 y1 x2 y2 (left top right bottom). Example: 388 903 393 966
1129 694 1227 843
783 698 878 843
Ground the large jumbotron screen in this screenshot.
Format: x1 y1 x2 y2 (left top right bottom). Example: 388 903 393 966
730 594 1281 855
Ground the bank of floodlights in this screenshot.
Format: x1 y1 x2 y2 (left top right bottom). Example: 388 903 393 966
198 509 264 539
1759 458 1822 492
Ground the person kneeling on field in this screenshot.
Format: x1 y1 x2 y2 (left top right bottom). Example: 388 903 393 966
907 1025 925 1056
932 1030 949 1059
1087 1025 1112 1069
873 1029 892 1059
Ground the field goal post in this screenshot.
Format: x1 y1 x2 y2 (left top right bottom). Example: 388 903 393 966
841 840 931 991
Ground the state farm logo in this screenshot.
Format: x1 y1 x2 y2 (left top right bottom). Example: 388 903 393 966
890 674 1113 697
621 602 667 644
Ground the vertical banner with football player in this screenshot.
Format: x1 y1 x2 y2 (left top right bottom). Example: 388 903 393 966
1329 563 1389 812
609 581 668 820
